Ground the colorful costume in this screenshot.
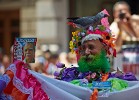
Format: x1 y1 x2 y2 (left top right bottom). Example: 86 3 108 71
54 9 139 100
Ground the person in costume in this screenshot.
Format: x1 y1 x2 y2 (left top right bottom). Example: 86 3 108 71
55 9 118 82
54 9 138 100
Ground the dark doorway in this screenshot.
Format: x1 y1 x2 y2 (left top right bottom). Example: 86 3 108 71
0 9 20 55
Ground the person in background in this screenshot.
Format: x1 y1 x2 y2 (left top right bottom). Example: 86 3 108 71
66 52 78 67
110 1 139 52
46 53 60 77
2 55 11 70
44 50 51 61
59 52 69 67
30 49 47 73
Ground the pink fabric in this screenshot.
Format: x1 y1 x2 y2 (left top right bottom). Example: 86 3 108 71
14 61 49 100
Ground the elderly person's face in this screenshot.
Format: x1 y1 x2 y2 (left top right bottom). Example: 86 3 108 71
78 39 110 73
81 39 104 56
24 43 35 63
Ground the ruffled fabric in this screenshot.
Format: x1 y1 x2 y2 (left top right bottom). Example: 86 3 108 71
3 61 49 100
108 78 128 91
70 78 128 92
109 72 138 81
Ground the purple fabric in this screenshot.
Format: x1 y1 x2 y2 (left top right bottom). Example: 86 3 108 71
56 62 65 68
0 80 6 94
54 66 101 82
54 71 60 77
61 67 79 82
109 72 138 81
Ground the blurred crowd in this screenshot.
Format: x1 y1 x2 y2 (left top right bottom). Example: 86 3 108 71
0 46 78 78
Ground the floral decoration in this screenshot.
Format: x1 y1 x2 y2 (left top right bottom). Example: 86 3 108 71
69 25 116 57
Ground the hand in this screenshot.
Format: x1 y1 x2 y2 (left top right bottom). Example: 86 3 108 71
117 16 137 37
